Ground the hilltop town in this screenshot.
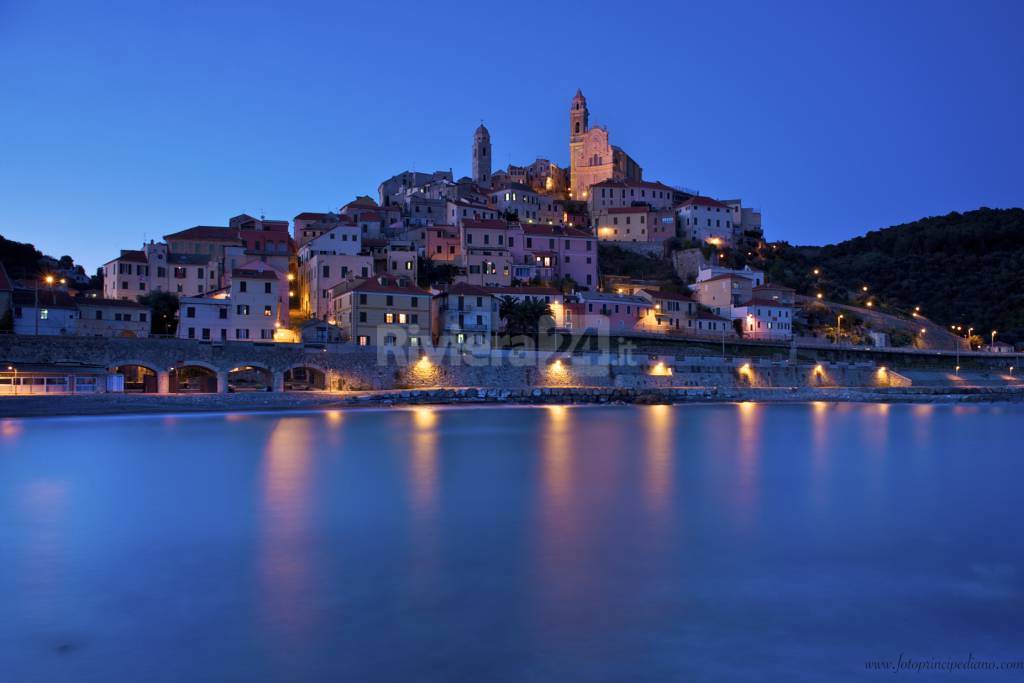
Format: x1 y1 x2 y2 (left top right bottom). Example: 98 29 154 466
0 90 790 348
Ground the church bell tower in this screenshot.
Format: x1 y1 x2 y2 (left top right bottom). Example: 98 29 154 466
473 123 491 187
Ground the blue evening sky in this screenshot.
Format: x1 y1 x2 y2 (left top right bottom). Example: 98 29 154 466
1 0 1021 271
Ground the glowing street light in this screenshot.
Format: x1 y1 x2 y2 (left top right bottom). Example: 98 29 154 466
816 293 823 300
836 314 844 344
813 268 820 275
991 330 998 349
44 275 55 285
862 285 869 292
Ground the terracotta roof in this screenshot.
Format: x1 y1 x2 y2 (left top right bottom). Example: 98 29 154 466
439 282 491 297
642 289 692 302
232 268 278 281
681 196 728 209
450 197 494 207
164 226 241 242
490 183 534 194
754 283 795 292
484 286 561 297
578 291 649 305
358 212 382 222
351 276 430 296
77 298 150 309
115 249 147 264
362 238 388 248
12 287 78 308
521 224 592 238
590 178 676 192
294 212 332 220
463 218 507 230
606 207 648 214
699 273 746 284
742 298 792 308
695 309 729 321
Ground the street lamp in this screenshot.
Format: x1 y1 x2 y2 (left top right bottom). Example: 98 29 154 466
6 365 15 396
837 314 844 345
991 330 997 350
967 327 974 351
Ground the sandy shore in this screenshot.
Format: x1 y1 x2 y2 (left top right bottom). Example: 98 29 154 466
2 385 1023 418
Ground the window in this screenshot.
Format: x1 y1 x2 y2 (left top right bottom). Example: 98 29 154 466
386 295 393 306
385 313 394 323
398 313 407 324
239 281 247 292
237 304 250 315
219 308 227 319
95 310 103 320
264 282 272 294
359 311 366 323
186 307 196 318
236 329 250 339
202 328 210 340
263 305 272 317
358 336 369 346
359 293 367 305
188 327 195 339
140 313 147 322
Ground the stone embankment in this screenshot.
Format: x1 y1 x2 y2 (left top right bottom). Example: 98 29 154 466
2 385 1022 419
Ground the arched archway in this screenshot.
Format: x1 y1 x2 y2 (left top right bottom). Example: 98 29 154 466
111 362 159 393
169 363 218 393
228 364 273 392
284 366 327 391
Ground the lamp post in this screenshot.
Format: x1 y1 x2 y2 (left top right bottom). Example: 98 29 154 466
6 365 15 396
836 314 844 346
991 330 997 351
967 327 974 352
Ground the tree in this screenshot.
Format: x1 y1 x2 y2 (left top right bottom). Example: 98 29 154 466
498 296 553 338
417 257 459 288
138 291 179 335
58 255 74 270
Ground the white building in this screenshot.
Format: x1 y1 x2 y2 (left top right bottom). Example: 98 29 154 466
678 196 736 245
177 268 282 342
432 282 494 352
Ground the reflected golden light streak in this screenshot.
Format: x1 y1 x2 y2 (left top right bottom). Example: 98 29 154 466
643 404 673 510
261 418 315 633
735 401 761 520
1 419 23 440
410 407 439 512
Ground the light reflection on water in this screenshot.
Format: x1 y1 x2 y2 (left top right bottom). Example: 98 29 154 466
0 403 1022 682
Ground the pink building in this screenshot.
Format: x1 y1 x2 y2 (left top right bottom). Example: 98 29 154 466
514 224 597 289
567 291 651 332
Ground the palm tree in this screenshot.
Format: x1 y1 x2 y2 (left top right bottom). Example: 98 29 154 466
498 296 553 338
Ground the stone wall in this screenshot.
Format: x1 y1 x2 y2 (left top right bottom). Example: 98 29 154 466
0 333 971 395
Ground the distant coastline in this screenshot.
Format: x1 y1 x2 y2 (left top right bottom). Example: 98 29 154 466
2 385 1022 419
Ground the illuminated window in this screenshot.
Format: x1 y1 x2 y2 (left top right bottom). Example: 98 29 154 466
398 313 407 324
385 313 394 324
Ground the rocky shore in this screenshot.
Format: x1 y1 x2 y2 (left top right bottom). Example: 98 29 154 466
2 385 1023 418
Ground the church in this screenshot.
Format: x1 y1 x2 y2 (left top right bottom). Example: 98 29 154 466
568 89 642 201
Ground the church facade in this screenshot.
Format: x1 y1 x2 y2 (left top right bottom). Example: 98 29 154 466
568 89 642 201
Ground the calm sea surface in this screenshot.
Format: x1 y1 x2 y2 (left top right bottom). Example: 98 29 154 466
0 403 1022 682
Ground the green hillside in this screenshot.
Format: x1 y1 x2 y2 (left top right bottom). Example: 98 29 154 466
758 208 1024 343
